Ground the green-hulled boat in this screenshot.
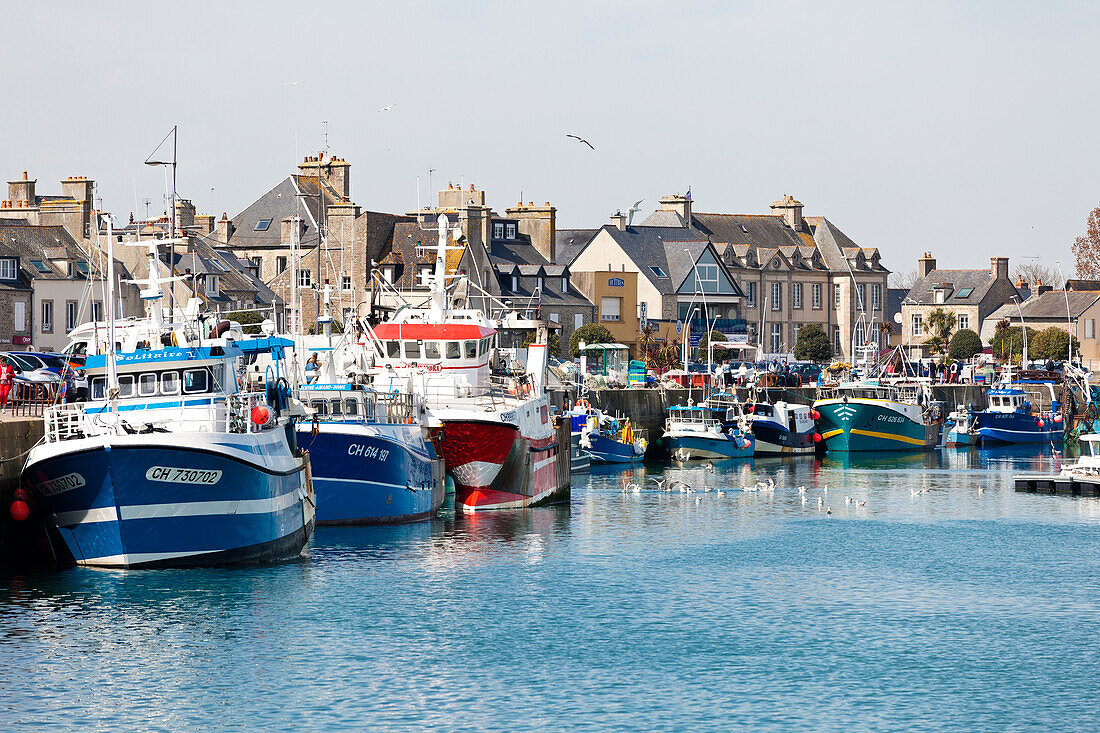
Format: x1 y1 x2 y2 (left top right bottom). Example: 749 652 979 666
813 383 941 452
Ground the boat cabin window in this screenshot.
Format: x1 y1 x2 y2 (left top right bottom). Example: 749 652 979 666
328 399 343 417
139 373 157 397
183 368 210 394
310 399 328 416
117 375 134 398
464 340 477 359
424 341 441 359
344 398 359 416
386 341 400 359
446 341 461 359
752 404 774 417
404 340 420 359
161 371 179 395
1086 440 1100 457
90 377 105 400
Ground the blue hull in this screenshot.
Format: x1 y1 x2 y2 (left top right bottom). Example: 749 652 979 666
23 444 313 568
975 412 1063 445
296 426 444 525
749 421 815 455
665 433 754 460
587 432 643 464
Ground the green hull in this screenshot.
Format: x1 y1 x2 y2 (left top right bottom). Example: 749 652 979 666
814 399 938 452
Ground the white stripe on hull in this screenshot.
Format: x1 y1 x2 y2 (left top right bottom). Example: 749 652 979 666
52 486 308 527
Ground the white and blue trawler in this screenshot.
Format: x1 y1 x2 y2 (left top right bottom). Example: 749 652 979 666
663 394 755 461
22 342 315 568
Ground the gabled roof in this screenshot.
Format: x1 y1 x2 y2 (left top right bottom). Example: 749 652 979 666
227 176 330 250
804 217 887 273
598 224 709 294
1020 291 1100 319
688 212 803 250
377 221 466 290
554 228 598 265
906 268 1005 305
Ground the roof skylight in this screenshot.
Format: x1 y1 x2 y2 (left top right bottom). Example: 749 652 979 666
30 260 49 273
650 266 668 278
255 219 272 231
956 287 974 298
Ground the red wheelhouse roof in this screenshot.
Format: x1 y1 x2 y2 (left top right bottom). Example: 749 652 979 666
373 323 496 340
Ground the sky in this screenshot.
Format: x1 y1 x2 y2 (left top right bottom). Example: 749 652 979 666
4 0 1099 278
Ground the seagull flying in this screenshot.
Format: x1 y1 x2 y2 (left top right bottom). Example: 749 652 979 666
378 104 395 113
566 134 595 150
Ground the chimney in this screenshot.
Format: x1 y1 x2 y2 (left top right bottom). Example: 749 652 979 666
326 156 351 200
918 251 936 278
659 194 691 225
1036 279 1053 296
610 211 627 231
174 198 196 231
193 214 215 235
991 256 1009 282
215 212 234 244
8 172 36 208
769 194 804 230
505 201 557 263
281 216 305 244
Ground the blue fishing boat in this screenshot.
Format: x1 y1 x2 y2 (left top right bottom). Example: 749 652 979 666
744 400 819 455
663 396 754 461
566 403 646 464
943 405 978 447
974 385 1063 445
296 385 445 524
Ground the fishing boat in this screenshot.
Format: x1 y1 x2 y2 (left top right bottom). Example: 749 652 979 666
569 405 647 464
943 405 978 447
663 395 754 461
814 381 941 452
744 400 819 455
20 220 314 568
973 385 1063 445
369 215 566 511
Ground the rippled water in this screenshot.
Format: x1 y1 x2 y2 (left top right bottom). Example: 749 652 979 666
4 447 1100 731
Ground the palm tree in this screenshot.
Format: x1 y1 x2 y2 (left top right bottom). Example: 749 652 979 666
924 307 956 363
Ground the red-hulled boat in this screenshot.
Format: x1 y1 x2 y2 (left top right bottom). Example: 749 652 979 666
368 215 566 511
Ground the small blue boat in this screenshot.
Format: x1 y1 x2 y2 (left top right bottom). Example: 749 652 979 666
296 385 445 525
943 405 978 447
662 398 754 461
567 404 646 464
975 386 1063 445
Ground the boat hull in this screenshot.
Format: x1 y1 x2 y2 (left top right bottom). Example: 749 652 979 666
748 420 816 455
815 399 938 452
296 424 445 525
586 431 643 464
22 437 314 568
569 433 591 474
975 412 1063 445
664 432 754 460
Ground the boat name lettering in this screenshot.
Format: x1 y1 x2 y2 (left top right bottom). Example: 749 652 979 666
876 415 905 423
501 411 517 422
346 443 390 461
145 467 223 485
35 472 86 496
426 363 442 373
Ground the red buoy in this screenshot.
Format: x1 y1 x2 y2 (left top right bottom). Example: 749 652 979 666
250 406 270 425
12 488 28 502
811 410 821 420
1037 419 1045 429
813 432 822 443
10 500 29 522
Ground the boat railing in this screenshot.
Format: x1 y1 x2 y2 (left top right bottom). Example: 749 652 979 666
227 391 272 434
43 403 90 442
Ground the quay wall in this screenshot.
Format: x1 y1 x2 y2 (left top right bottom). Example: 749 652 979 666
0 416 44 567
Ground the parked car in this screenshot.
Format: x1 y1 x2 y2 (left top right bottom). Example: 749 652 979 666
0 352 62 403
12 351 87 401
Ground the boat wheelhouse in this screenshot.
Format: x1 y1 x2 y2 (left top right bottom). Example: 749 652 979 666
974 385 1063 445
663 398 754 461
744 400 818 455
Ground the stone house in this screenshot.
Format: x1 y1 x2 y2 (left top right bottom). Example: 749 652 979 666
982 289 1100 368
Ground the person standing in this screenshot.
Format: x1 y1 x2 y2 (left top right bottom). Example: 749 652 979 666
0 358 14 412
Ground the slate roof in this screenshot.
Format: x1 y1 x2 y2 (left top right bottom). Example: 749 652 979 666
377 220 465 290
597 224 710 294
905 269 1004 305
225 175 338 250
886 287 907 324
1020 291 1100 319
0 224 91 281
490 234 594 308
164 234 280 306
554 228 598 265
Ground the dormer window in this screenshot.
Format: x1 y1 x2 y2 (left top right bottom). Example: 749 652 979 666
0 258 17 280
511 275 518 291
382 266 394 284
205 274 219 296
537 275 545 293
506 223 516 239
417 266 432 287
561 275 569 292
493 223 504 239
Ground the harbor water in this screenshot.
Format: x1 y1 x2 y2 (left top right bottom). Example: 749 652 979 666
4 446 1100 731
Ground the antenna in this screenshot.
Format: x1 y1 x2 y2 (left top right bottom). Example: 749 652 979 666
322 120 329 159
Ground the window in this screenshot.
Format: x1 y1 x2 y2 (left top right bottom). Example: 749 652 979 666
0 258 16 280
161 371 180 395
833 326 842 355
424 341 441 359
935 289 945 304
117 375 134 398
493 223 504 239
255 219 272 231
139 373 157 397
834 283 841 309
956 287 974 299
404 341 420 359
386 341 400 358
912 314 923 337
205 274 219 295
812 283 822 309
328 399 343 417
575 313 584 330
76 262 89 275
183 369 210 394
90 377 105 399
464 341 478 359
792 282 802 309
771 282 781 310
793 323 802 343
66 301 77 332
91 301 102 322
510 275 518 292
1087 320 1096 340
505 223 516 239
417 267 432 287
872 284 882 310
342 275 351 291
537 275 545 293
298 269 312 288
41 300 53 333
276 256 287 274
958 314 970 331
770 323 782 353
344 399 359 416
446 341 461 359
14 301 25 332
697 264 718 292
858 284 866 309
30 260 49 273
747 282 757 308
382 266 394 284
601 296 622 321
650 266 668 278
561 276 569 292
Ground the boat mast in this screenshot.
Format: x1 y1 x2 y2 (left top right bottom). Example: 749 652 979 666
103 214 119 424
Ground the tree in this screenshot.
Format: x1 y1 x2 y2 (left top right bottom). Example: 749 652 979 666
889 269 917 290
924 307 956 361
227 309 264 335
948 329 983 360
696 330 727 355
569 322 615 357
522 331 561 356
793 324 832 363
1029 326 1078 362
1073 204 1100 279
990 325 1038 361
1012 262 1056 289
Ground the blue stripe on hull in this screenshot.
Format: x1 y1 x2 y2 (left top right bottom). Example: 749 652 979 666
23 446 312 567
587 432 642 464
296 428 444 524
975 412 1063 444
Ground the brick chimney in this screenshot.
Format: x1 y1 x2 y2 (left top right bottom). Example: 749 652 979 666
659 194 691 224
610 211 627 231
918 251 936 278
8 170 35 208
990 256 1009 281
769 194 803 230
505 201 557 263
174 198 196 231
326 156 350 200
1036 279 1053 296
215 212 234 244
193 214 215 235
281 216 305 244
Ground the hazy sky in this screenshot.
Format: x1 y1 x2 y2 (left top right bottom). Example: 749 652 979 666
5 1 1099 277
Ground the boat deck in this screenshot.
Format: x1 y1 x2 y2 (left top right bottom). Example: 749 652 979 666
1014 472 1100 497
